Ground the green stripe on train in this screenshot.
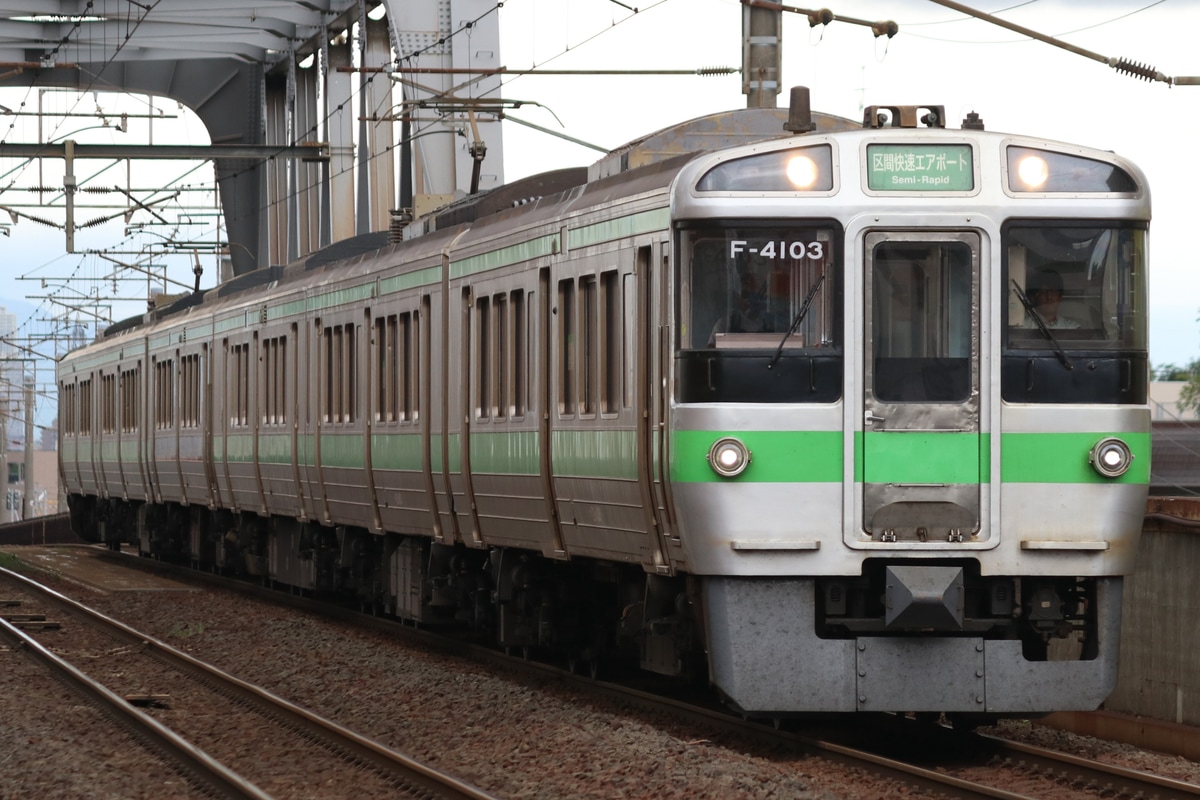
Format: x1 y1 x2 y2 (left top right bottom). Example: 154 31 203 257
471 430 539 475
258 433 292 465
672 430 842 483
552 429 637 479
319 433 365 469
567 208 669 250
372 431 424 472
1000 431 1150 484
859 431 988 484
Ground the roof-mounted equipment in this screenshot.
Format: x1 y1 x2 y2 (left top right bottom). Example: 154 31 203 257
863 104 946 129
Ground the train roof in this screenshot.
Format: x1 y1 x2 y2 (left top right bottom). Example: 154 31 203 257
88 105 857 343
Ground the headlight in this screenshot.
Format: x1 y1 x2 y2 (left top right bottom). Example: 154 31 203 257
696 145 833 192
1006 146 1136 193
785 155 820 189
1089 437 1133 478
708 437 751 478
1015 154 1049 189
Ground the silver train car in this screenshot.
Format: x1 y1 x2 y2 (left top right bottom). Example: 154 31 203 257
59 90 1151 720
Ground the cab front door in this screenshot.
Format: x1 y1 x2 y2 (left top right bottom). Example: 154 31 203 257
855 231 985 545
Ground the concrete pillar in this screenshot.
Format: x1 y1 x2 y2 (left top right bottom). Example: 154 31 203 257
296 59 323 256
325 37 357 244
265 71 289 264
363 16 396 234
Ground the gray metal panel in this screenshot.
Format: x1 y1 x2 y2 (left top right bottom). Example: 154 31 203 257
983 577 1123 713
704 577 857 713
856 637 984 711
673 482 842 575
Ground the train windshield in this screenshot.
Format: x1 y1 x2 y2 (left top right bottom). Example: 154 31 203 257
1004 223 1147 351
678 225 838 351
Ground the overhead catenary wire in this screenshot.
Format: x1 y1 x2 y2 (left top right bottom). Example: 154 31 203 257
925 0 1200 86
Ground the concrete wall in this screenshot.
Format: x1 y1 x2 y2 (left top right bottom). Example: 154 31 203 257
4 449 59 520
1106 499 1200 723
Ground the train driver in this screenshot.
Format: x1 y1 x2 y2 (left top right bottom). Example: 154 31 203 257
1022 268 1081 330
708 271 777 345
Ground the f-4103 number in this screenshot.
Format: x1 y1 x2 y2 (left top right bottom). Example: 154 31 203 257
729 240 824 260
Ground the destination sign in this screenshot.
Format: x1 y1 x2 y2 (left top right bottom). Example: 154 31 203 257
866 143 974 192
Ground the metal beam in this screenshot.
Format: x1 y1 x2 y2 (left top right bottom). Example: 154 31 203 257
0 142 328 159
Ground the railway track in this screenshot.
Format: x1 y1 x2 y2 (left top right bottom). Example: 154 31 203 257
12 546 1200 800
0 565 498 800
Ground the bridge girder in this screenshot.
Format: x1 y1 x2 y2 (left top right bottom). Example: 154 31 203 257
0 0 504 276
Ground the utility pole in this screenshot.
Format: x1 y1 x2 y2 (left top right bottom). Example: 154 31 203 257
742 1 782 108
0 393 6 523
23 378 33 520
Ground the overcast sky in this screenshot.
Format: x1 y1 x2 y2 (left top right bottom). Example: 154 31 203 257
497 0 1200 368
2 0 1197 434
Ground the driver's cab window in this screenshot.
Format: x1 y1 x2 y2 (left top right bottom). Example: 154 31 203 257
680 225 836 351
1005 225 1147 351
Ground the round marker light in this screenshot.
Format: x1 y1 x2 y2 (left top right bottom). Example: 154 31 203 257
785 155 820 189
1089 437 1133 478
708 437 751 478
1016 155 1049 189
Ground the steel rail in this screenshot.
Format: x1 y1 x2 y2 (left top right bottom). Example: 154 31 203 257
0 565 500 800
68 546 1200 799
0 615 272 799
974 731 1200 800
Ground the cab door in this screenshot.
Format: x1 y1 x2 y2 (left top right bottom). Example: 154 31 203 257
855 231 984 545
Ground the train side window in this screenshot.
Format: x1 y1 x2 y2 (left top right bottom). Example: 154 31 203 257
558 278 576 416
511 290 526 418
261 338 285 426
231 343 250 427
403 311 417 422
581 275 597 417
476 295 491 420
179 353 202 428
61 382 75 435
79 378 92 435
322 323 356 425
411 307 423 423
375 315 396 423
623 268 637 410
495 292 508 421
120 366 139 433
261 341 272 425
375 311 419 424
601 270 620 414
154 359 174 429
101 373 116 434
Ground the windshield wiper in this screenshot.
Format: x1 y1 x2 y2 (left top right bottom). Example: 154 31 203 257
1011 279 1072 371
768 274 825 370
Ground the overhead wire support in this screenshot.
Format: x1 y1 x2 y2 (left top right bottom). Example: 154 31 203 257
926 0 1200 86
367 66 740 77
740 0 898 38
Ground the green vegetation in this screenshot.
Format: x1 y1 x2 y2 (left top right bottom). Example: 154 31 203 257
168 621 206 639
1154 358 1200 415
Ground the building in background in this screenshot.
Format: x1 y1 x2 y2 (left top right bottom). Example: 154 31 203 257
1149 381 1200 497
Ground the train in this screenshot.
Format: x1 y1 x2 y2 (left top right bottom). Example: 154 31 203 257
59 87 1151 723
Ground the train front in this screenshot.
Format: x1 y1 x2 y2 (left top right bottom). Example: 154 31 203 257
667 105 1150 718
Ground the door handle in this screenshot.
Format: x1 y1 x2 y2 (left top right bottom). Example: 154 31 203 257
864 411 886 426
